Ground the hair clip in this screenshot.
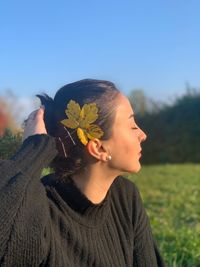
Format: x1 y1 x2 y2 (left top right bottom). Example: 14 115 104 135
58 137 67 158
63 127 76 145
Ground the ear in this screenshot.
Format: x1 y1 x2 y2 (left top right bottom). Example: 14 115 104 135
86 138 108 162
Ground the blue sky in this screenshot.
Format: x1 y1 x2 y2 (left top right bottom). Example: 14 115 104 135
1 0 200 104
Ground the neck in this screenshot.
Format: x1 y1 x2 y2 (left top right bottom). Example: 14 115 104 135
71 164 120 204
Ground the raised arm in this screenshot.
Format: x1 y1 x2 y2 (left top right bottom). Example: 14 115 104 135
0 107 58 266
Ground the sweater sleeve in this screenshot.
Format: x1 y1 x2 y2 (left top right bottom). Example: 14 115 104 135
132 185 166 267
0 134 58 266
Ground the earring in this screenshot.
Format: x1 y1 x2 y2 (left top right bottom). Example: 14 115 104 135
106 155 112 161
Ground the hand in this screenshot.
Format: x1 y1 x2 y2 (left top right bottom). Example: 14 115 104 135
23 106 47 142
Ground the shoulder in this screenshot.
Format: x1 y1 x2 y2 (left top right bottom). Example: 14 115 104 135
111 176 148 228
112 175 140 198
110 175 142 214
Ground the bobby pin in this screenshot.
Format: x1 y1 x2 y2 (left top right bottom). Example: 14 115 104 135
58 137 67 158
63 127 76 145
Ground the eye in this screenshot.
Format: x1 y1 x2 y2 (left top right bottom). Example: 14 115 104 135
132 127 138 130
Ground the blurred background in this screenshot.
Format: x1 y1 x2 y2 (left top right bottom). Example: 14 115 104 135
0 1 200 266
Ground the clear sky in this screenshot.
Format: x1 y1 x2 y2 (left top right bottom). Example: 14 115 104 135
1 0 200 104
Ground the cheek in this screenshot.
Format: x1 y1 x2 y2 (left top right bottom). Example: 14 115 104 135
112 128 137 155
112 131 129 153
126 131 139 153
123 132 135 154
124 145 132 156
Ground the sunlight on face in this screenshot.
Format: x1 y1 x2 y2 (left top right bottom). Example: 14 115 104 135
109 93 147 174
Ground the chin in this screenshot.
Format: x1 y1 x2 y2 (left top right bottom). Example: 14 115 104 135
135 167 141 173
126 164 141 174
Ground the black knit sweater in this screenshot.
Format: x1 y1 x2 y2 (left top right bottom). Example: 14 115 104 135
0 134 166 267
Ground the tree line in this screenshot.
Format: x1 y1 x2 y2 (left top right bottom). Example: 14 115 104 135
128 86 200 163
0 86 200 163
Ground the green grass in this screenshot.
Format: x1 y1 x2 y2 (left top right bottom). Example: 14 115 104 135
126 164 200 267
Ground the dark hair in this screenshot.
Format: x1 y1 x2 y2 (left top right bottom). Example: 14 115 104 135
37 79 121 180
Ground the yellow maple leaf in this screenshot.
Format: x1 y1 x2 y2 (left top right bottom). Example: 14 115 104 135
86 124 104 140
60 100 80 128
65 100 81 123
79 103 98 128
77 128 88 146
60 118 79 129
60 100 104 145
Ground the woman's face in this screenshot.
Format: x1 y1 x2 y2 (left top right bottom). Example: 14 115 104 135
107 93 147 174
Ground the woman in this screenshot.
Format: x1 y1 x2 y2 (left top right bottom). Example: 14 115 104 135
0 79 166 266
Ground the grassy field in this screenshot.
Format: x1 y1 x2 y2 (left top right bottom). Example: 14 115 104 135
126 164 200 267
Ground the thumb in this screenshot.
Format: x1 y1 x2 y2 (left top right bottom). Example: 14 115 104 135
36 105 45 117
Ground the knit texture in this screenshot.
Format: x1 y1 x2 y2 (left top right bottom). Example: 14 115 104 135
0 134 166 267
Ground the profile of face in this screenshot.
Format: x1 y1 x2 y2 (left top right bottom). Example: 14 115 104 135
106 93 147 174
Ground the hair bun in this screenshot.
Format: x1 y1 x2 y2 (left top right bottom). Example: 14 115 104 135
36 93 56 135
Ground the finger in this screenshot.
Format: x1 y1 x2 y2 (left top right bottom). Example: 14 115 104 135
35 107 45 119
28 106 44 120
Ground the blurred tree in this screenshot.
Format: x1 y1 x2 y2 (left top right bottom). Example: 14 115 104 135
128 89 147 117
138 86 200 164
127 89 165 117
0 89 23 133
0 102 8 137
0 89 23 159
0 128 22 159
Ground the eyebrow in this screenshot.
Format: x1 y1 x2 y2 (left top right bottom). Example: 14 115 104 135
128 114 135 119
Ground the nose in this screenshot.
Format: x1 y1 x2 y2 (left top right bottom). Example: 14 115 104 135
139 128 147 142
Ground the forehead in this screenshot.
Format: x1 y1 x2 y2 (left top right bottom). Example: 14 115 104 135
114 94 134 126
